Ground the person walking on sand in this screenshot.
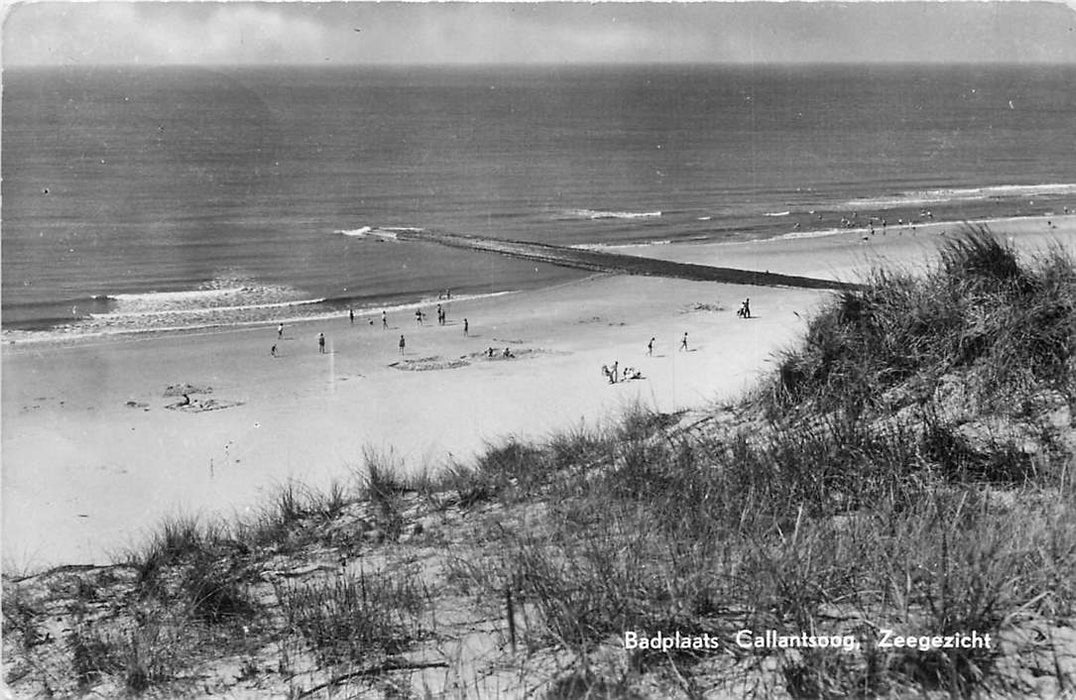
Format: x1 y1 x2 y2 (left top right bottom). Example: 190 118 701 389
270 344 277 357
318 332 326 354
399 335 406 354
743 298 751 319
463 318 469 336
382 311 388 330
680 332 688 351
349 308 354 325
277 323 284 340
647 337 655 356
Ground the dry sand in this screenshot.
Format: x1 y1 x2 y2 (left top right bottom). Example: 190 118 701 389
3 216 1073 568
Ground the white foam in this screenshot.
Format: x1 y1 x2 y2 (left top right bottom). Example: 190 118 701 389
105 276 310 316
3 289 519 346
777 227 855 241
93 297 327 320
335 226 373 237
560 209 662 220
334 225 423 240
773 213 1067 243
570 239 673 251
764 211 792 217
845 183 1076 209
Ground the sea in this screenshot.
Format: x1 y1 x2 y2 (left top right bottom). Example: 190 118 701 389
4 64 1075 342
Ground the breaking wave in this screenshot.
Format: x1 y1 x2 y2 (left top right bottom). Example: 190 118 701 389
558 209 663 221
2 273 518 345
333 226 424 240
845 183 1076 210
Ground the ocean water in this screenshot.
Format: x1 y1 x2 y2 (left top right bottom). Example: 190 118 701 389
4 64 1075 340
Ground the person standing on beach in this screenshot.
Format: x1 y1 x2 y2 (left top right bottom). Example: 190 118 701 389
270 344 277 357
382 311 388 330
463 318 469 336
399 335 406 354
278 323 284 340
680 332 689 351
349 309 354 325
318 332 326 354
647 337 655 356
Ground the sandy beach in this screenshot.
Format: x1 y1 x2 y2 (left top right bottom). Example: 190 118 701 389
3 216 1073 568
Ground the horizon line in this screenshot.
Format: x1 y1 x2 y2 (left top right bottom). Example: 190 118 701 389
7 59 1076 69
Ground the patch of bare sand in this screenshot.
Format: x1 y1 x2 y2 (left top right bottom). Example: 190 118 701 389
389 356 471 372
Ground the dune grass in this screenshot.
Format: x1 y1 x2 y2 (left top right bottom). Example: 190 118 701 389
455 229 1076 696
770 227 1074 418
277 565 430 668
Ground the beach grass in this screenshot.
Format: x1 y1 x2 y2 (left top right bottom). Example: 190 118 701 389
277 565 430 668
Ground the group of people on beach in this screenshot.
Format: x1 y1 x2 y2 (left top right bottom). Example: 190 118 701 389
270 303 473 358
277 292 757 371
602 298 755 385
602 360 642 384
794 208 938 237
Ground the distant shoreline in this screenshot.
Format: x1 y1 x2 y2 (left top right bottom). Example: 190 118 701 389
4 212 1067 349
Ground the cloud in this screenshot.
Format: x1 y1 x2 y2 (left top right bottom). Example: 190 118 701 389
4 1 1075 67
4 3 332 65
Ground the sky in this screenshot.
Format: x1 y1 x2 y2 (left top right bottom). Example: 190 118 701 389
4 1 1076 67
